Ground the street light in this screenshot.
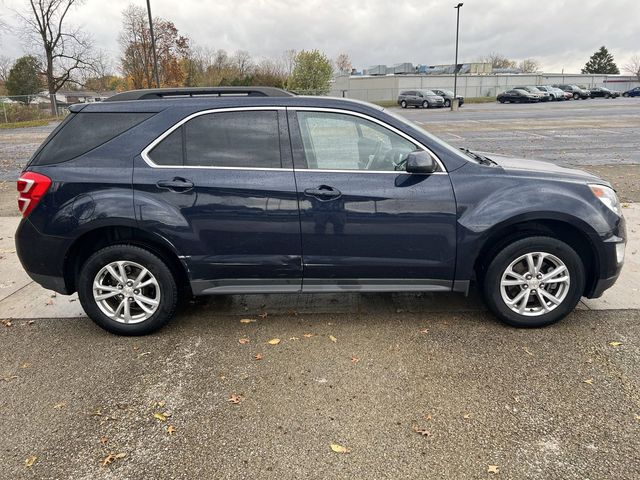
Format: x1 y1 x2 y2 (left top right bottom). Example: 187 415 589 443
452 2 463 110
146 0 161 88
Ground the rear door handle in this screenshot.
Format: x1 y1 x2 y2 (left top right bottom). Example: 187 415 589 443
304 185 342 200
156 177 194 192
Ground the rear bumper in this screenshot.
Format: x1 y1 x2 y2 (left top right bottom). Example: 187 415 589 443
15 218 72 294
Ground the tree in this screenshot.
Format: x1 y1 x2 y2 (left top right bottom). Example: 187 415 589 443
518 58 541 73
480 52 516 69
287 50 333 95
5 55 44 103
119 5 190 89
20 0 95 113
0 56 11 83
335 53 352 74
582 46 619 74
624 55 640 82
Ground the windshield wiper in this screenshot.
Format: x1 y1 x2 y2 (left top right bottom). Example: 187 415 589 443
459 148 495 166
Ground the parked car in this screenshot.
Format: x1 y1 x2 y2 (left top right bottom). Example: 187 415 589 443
536 86 566 101
589 87 620 99
553 84 591 100
16 87 626 335
398 90 445 108
497 89 540 103
514 86 551 102
622 87 640 97
431 89 465 108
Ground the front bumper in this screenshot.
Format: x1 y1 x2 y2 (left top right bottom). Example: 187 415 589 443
585 215 626 298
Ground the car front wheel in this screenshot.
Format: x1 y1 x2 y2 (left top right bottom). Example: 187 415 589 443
444 99 451 107
400 100 407 108
482 237 585 328
77 245 178 335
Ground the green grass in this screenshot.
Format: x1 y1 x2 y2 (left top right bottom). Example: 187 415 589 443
371 100 398 108
0 119 53 129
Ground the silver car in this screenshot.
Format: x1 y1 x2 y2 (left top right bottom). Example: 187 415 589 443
397 89 445 108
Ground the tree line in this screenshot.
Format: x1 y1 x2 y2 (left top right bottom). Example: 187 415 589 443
1 1 639 110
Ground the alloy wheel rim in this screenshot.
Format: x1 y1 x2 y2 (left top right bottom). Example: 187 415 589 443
93 260 160 324
500 252 570 317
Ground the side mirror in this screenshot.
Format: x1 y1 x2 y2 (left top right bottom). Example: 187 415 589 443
406 151 437 174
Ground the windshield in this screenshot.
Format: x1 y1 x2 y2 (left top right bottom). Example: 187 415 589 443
383 108 475 162
440 90 455 96
420 90 437 96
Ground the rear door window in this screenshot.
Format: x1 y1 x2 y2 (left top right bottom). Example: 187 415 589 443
148 110 281 168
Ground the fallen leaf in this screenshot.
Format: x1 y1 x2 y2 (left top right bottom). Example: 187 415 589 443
27 320 35 325
351 356 360 364
167 425 176 435
258 312 268 318
25 456 37 468
330 443 350 453
20 363 31 369
289 336 299 341
463 413 472 419
137 352 151 358
228 394 244 405
267 338 281 345
424 414 433 421
329 335 337 343
288 309 298 316
240 318 256 324
608 341 623 347
100 436 109 445
101 452 126 467
254 353 263 360
488 465 499 474
523 347 534 356
412 425 431 437
583 379 594 385
303 333 314 338
634 414 640 421
1 319 12 327
153 401 166 408
153 412 167 421
238 338 250 345
53 402 66 409
420 329 429 334
1 375 18 382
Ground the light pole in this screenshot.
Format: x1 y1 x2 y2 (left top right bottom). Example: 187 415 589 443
146 0 161 88
452 2 463 110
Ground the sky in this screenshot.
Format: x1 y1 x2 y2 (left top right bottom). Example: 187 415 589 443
0 0 638 75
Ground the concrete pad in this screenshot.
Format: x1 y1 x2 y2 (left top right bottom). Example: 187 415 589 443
0 217 31 302
0 281 83 319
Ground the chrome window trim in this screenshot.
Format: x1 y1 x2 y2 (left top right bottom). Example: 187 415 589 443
140 105 447 175
291 107 447 174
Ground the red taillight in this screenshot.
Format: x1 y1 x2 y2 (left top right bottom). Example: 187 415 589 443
17 172 51 217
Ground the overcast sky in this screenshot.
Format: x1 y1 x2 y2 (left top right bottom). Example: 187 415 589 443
1 0 638 74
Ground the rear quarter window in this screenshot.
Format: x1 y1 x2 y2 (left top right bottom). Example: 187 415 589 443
31 112 153 166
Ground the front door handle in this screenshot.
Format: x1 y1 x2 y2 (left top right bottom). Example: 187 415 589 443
304 185 342 200
156 177 194 192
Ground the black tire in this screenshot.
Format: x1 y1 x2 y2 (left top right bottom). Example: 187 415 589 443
573 92 579 100
422 100 429 108
77 245 178 335
444 99 451 107
499 99 505 103
623 93 629 98
400 100 407 108
481 237 585 328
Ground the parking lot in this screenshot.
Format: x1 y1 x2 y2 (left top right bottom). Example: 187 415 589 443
1 99 639 479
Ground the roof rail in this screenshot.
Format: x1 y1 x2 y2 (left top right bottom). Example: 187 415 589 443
104 86 295 102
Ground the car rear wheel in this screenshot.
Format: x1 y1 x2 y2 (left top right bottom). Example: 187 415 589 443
422 100 429 108
444 99 451 107
400 100 407 108
77 245 178 335
482 237 585 328
573 92 579 100
623 93 629 97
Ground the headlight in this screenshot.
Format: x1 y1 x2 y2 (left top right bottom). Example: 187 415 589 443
589 184 621 216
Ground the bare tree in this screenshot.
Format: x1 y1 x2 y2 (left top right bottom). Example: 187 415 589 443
625 55 640 82
480 52 517 69
0 56 12 83
20 0 95 113
518 58 541 73
335 53 352 73
231 50 253 76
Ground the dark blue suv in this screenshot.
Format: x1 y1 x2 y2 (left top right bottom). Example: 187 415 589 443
15 87 626 335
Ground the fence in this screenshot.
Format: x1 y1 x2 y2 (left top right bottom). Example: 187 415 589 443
0 95 69 124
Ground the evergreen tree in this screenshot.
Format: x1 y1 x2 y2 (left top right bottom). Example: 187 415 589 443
5 55 44 103
582 46 620 74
